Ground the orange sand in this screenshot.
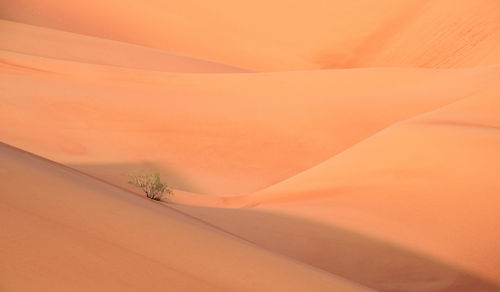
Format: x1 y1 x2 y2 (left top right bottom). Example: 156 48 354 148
0 142 370 291
0 19 248 73
185 90 500 291
1 50 499 196
2 1 500 71
1 1 500 291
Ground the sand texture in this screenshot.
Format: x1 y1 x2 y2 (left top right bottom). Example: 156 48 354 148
1 1 500 291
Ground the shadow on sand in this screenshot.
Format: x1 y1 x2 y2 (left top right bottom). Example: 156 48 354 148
174 204 500 292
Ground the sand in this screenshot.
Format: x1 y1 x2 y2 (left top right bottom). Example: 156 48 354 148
245 90 500 284
1 1 500 291
0 19 248 73
178 91 500 291
2 0 500 71
0 142 371 291
1 50 499 196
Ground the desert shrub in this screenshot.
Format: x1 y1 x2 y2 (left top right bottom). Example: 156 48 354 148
128 171 173 201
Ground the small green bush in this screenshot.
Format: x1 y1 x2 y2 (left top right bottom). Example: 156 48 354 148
128 171 173 201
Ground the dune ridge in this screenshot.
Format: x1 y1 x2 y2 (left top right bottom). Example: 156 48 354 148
0 19 249 73
2 0 500 70
2 1 500 290
164 89 500 291
229 89 500 286
165 91 500 292
172 204 500 292
1 49 500 197
0 141 372 292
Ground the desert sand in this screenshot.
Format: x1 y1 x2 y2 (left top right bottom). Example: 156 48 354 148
0 19 248 73
2 0 500 71
2 49 499 196
1 1 500 291
178 90 500 291
0 142 370 292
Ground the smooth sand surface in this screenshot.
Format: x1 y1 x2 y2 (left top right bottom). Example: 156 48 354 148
1 1 500 291
173 205 500 292
1 0 500 70
1 50 500 196
0 19 249 73
0 142 371 292
226 90 500 289
169 89 500 292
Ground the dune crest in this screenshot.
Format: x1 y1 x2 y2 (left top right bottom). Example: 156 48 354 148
1 50 499 196
0 142 371 292
0 19 249 73
233 90 500 286
1 0 500 70
2 1 500 290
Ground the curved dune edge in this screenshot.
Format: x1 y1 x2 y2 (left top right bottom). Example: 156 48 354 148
1 1 500 291
0 142 373 292
229 89 500 287
0 19 250 73
173 204 500 292
2 50 500 196
1 0 500 71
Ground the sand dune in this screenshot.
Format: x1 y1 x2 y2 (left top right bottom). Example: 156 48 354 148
1 50 499 196
1 0 500 70
354 1 500 68
173 205 500 292
2 1 500 290
0 19 248 73
0 142 371 292
224 90 500 288
169 89 500 291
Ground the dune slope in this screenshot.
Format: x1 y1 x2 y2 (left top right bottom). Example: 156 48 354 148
0 142 371 292
174 205 500 292
2 0 500 291
169 89 500 291
0 19 248 73
1 51 499 196
1 0 500 70
228 90 500 287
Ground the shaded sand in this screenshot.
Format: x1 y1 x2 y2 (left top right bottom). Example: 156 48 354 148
0 142 371 292
1 1 500 70
173 205 500 292
1 50 500 196
227 90 500 288
2 4 500 290
0 19 248 73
